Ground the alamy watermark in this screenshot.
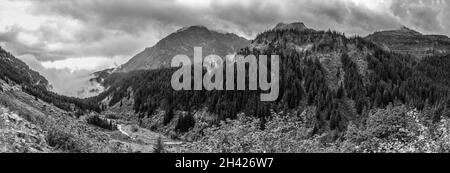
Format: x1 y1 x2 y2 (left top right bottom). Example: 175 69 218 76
171 47 279 101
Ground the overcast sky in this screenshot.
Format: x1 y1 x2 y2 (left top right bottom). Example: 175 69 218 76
0 0 449 96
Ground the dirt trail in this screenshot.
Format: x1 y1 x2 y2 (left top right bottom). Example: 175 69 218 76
112 123 182 153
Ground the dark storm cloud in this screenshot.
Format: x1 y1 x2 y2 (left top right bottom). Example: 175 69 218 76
27 0 202 35
21 0 399 38
2 0 450 63
390 0 449 35
0 27 64 61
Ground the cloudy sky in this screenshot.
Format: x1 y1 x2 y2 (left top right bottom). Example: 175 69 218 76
0 0 449 96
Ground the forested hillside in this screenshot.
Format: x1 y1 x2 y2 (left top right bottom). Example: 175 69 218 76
0 47 100 113
94 27 450 141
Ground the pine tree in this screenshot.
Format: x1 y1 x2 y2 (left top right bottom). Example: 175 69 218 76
153 135 165 153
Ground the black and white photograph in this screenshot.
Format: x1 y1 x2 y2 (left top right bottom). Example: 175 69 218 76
1 0 450 160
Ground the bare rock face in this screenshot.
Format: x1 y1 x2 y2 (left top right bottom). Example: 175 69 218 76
273 22 309 31
116 26 250 72
366 26 450 58
0 106 51 153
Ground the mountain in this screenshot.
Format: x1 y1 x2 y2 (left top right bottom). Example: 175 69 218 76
93 21 450 143
273 22 311 31
116 25 250 72
0 47 103 152
366 26 450 58
1 46 176 153
89 22 377 135
0 47 50 89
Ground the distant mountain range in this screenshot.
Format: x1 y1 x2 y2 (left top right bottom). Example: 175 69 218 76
96 24 450 77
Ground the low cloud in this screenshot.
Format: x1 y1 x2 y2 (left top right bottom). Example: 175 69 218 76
18 55 111 97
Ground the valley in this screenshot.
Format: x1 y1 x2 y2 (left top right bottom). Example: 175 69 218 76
2 22 450 153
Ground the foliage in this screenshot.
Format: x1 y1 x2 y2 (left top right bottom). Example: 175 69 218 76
46 126 91 153
153 135 165 153
342 105 450 153
175 113 196 133
178 104 450 153
178 111 338 153
86 115 118 131
91 28 450 138
23 85 100 112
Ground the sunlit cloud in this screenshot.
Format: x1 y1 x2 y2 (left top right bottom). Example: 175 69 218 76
41 57 126 72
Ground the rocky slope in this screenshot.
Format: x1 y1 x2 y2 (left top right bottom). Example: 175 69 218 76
0 105 51 153
0 47 50 89
366 26 450 58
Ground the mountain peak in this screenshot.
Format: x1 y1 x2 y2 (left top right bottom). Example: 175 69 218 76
176 25 209 33
117 25 249 72
397 26 421 35
273 22 308 31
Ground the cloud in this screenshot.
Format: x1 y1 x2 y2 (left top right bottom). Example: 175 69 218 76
3 0 450 62
41 56 128 72
17 54 110 98
390 0 449 34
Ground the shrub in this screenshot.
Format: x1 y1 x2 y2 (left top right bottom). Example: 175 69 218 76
153 135 165 153
364 105 417 141
163 108 174 126
46 127 89 153
105 113 120 120
130 124 139 133
178 105 450 153
178 112 337 153
175 114 195 133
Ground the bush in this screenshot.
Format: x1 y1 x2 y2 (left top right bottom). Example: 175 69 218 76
342 105 443 153
105 113 120 120
163 108 174 126
46 127 89 153
175 114 195 133
178 112 337 153
365 105 417 141
130 125 139 133
153 135 165 153
178 105 450 153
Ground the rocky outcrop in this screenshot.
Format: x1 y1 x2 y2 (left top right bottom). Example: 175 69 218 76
0 106 51 153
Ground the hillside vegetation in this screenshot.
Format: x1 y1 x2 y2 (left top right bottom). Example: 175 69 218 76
95 28 450 145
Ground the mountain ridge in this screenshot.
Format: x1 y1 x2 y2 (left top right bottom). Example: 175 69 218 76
273 22 310 31
365 26 450 58
116 25 250 73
